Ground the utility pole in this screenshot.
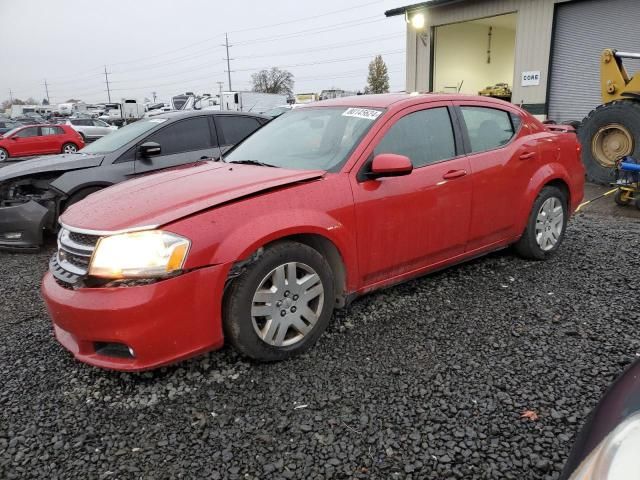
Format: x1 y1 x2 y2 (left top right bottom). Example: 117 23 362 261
222 33 233 91
44 80 50 104
9 89 13 103
152 91 157 103
216 81 224 110
104 66 112 102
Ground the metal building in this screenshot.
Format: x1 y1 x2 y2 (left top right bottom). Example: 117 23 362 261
386 0 640 122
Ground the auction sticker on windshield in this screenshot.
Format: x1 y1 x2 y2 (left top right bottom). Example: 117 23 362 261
342 108 381 120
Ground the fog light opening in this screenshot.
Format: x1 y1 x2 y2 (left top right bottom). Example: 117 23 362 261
94 342 135 359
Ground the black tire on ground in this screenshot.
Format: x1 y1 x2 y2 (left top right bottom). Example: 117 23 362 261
514 186 568 261
0 147 8 162
635 197 640 211
61 142 78 154
578 100 640 185
62 186 103 212
223 240 335 361
614 189 631 206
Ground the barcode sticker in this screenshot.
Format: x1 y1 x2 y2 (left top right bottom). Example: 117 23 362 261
342 108 382 120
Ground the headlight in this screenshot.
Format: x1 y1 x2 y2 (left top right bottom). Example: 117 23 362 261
570 412 640 479
89 230 190 279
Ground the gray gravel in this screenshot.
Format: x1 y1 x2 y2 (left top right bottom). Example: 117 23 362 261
1 214 639 479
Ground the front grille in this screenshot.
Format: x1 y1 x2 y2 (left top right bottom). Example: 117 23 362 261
51 227 99 287
68 231 100 248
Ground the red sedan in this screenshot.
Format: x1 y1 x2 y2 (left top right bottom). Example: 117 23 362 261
0 124 84 161
42 94 584 371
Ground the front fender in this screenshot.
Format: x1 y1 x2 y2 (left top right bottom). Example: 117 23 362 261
171 208 359 292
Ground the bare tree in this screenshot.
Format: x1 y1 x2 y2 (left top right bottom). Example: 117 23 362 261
25 97 39 105
366 55 390 94
2 98 25 110
251 67 294 96
65 98 82 103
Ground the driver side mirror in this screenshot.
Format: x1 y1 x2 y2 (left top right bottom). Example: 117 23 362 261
138 141 161 158
367 153 413 179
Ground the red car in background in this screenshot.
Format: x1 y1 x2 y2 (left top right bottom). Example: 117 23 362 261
42 94 584 371
0 124 84 161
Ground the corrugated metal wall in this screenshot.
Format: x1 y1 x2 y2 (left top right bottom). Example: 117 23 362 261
547 0 640 122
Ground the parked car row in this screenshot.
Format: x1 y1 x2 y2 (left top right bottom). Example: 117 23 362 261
0 110 269 247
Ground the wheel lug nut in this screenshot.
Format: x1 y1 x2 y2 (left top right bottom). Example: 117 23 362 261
276 301 282 307
291 306 297 313
280 310 286 317
284 291 290 297
293 295 299 301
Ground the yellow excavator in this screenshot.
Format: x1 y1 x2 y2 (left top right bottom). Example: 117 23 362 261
579 49 640 185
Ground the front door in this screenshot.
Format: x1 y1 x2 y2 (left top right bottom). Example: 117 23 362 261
10 126 41 156
134 116 221 174
350 103 472 286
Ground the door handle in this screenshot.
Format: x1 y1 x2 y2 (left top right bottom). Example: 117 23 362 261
519 151 536 160
200 156 209 160
442 169 467 180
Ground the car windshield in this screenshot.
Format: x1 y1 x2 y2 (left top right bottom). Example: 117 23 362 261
225 106 382 171
80 118 166 154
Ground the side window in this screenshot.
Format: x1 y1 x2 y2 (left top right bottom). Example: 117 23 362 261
374 107 456 168
144 116 212 155
216 116 261 145
42 126 64 136
510 112 522 133
460 107 515 153
15 127 39 138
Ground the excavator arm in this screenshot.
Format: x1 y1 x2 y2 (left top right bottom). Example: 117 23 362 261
601 49 640 103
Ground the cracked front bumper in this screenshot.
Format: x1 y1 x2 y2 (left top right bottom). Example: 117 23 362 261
0 200 52 249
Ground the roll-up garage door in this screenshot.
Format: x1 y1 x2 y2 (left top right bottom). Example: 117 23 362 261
547 0 640 123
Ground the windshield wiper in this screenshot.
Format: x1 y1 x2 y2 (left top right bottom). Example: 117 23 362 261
227 159 278 168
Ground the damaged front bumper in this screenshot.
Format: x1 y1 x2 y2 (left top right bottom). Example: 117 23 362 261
0 200 52 249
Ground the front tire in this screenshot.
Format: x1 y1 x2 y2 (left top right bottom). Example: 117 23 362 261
0 147 8 162
515 186 568 260
223 241 335 361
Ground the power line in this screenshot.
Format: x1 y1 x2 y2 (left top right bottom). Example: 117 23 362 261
227 0 383 34
43 80 50 103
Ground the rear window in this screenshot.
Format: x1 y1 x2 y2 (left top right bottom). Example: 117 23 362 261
42 126 64 136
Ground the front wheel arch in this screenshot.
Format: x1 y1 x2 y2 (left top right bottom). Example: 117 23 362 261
228 233 348 309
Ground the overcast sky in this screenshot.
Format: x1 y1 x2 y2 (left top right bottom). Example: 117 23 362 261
0 0 407 105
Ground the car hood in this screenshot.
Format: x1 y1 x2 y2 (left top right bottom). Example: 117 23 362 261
61 161 325 231
0 153 104 182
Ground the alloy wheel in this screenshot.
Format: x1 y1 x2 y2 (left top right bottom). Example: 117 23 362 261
535 197 564 251
0 150 6 162
251 262 324 347
64 144 77 154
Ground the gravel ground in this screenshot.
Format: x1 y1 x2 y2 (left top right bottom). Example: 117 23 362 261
1 213 640 480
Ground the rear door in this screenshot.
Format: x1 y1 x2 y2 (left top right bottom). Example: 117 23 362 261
134 116 220 174
92 119 112 137
214 115 263 156
456 102 540 250
41 125 67 153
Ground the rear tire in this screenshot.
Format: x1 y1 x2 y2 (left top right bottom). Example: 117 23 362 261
223 241 335 361
578 100 640 185
515 186 568 261
0 147 8 162
62 142 78 154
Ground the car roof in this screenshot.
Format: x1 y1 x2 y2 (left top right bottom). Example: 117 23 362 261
152 110 270 121
303 93 515 110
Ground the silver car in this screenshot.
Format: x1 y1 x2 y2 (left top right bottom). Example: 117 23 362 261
65 118 117 141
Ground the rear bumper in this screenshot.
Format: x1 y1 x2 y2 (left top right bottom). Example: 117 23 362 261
41 263 229 371
0 200 51 249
